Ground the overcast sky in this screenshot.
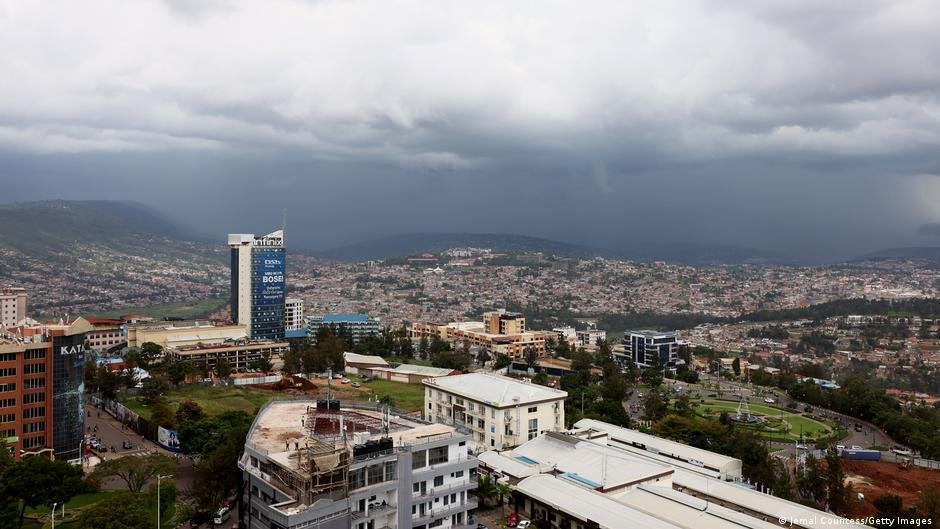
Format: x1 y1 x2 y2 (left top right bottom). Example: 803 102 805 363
1 0 939 261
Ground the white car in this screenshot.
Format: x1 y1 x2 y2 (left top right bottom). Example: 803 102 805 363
764 397 776 404
517 522 531 529
795 443 807 450
341 378 351 384
851 445 863 450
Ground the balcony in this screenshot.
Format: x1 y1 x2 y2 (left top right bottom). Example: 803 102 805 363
350 503 397 521
411 499 479 525
412 479 475 499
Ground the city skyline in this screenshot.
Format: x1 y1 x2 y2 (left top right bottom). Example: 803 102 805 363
1 1 939 261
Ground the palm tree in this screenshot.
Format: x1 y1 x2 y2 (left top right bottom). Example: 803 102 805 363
496 482 513 511
476 475 497 508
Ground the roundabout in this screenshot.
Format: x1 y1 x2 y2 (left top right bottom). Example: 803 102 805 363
695 397 838 443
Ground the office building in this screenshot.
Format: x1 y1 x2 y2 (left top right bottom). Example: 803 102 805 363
83 317 127 353
307 313 381 344
483 310 525 335
1 287 27 328
229 230 287 341
284 298 304 331
619 330 679 368
239 400 478 529
167 340 288 373
477 421 863 529
423 372 567 450
411 314 548 359
0 317 89 461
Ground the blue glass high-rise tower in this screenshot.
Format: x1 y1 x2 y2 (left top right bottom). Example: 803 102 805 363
229 230 286 341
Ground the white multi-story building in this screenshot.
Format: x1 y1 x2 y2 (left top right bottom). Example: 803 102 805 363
239 400 478 529
423 373 567 451
284 298 304 331
0 287 27 328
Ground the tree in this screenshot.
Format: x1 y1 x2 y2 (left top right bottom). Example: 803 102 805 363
165 360 195 385
0 441 18 529
418 335 429 358
524 347 540 369
532 372 549 385
78 492 151 529
175 399 205 426
496 482 512 508
674 393 693 417
185 412 252 518
139 342 164 367
151 396 177 429
139 375 170 406
476 475 497 507
732 357 741 377
248 352 274 373
643 391 668 422
282 347 302 374
1 456 84 528
641 367 663 389
215 358 232 379
90 453 178 493
494 353 511 370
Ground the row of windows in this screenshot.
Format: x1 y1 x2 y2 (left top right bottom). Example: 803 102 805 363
0 368 15 377
0 413 14 423
0 383 14 392
23 421 45 433
23 407 45 419
24 363 45 374
23 378 45 389
0 398 14 408
1 428 13 438
22 435 45 449
24 349 46 360
0 353 15 362
23 392 45 404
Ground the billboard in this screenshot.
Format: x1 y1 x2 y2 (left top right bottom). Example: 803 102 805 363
252 248 285 306
157 426 181 452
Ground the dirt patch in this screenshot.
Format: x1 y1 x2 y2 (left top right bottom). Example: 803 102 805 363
844 460 940 512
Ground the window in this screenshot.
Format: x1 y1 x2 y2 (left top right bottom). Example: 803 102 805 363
22 436 45 449
428 446 448 465
528 406 537 413
412 449 427 469
23 422 45 433
24 363 45 374
0 383 14 392
0 353 15 362
0 398 14 408
0 413 14 423
367 463 384 484
528 418 538 440
348 467 365 489
23 378 45 389
0 367 15 377
433 475 444 487
23 407 45 419
23 392 45 404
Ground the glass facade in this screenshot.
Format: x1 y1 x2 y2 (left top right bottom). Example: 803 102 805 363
250 247 286 340
52 333 85 461
230 248 240 322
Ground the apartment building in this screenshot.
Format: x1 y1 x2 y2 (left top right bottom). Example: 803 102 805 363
410 320 547 358
166 340 288 373
126 321 248 349
483 310 525 334
284 298 304 331
83 317 126 353
239 400 478 529
0 287 27 328
423 373 567 451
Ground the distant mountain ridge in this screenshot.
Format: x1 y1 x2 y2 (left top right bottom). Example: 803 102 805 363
852 246 940 262
0 199 220 262
313 232 783 265
314 232 609 261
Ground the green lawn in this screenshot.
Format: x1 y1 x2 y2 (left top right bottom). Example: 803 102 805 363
89 297 226 320
695 398 833 442
353 377 426 412
22 491 176 529
122 384 276 420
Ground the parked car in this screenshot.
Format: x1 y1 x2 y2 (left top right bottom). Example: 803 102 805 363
764 397 776 404
351 382 361 388
851 445 863 450
517 521 531 529
341 378 351 384
122 439 133 449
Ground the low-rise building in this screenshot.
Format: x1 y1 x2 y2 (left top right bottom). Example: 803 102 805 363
284 298 304 331
423 373 567 450
166 340 288 372
239 399 478 529
619 330 679 368
307 313 381 344
126 321 247 349
83 317 126 353
411 319 547 359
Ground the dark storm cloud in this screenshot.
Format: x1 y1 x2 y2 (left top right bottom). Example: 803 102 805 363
0 0 939 261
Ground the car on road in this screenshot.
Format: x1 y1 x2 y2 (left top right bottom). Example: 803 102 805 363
836 445 846 451
851 445 863 450
795 443 807 450
764 397 776 404
517 521 531 529
351 382 361 388
892 447 912 456
122 439 134 449
341 378 351 384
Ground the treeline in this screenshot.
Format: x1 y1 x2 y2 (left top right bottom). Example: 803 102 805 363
787 376 940 459
741 298 940 323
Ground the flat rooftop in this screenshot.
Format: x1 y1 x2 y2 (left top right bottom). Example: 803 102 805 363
424 372 567 407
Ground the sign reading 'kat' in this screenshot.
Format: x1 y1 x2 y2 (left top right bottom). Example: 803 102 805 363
59 345 87 355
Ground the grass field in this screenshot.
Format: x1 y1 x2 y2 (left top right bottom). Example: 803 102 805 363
122 384 275 420
695 398 834 442
351 376 426 412
21 491 178 529
89 297 226 320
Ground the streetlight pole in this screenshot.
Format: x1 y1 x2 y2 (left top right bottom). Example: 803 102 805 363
156 474 173 529
51 503 57 529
